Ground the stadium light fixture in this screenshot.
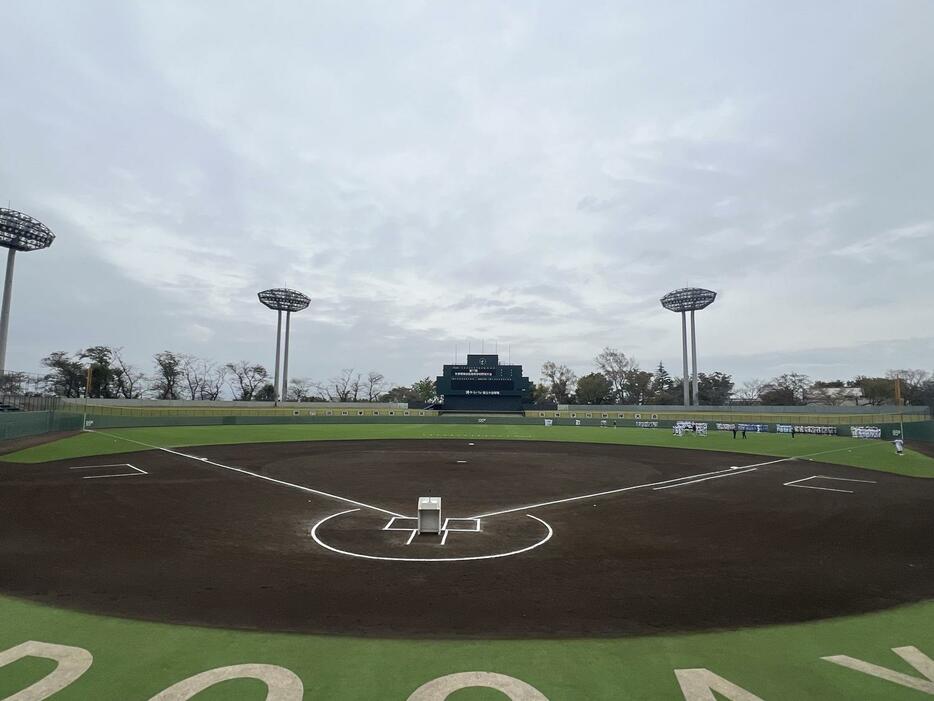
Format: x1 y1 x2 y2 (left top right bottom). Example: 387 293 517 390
258 288 310 403
660 287 717 407
0 208 56 378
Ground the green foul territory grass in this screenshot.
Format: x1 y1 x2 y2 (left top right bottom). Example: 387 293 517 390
0 594 933 700
2 423 932 477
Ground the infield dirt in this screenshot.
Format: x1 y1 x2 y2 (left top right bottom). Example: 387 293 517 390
1 439 932 638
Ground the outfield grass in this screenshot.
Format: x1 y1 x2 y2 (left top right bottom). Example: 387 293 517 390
1 593 933 699
2 423 932 477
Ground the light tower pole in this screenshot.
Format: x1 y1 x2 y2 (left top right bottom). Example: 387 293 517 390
0 209 56 378
660 287 717 407
258 288 310 404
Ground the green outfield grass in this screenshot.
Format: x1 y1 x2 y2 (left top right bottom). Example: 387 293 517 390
3 423 932 477
2 424 933 699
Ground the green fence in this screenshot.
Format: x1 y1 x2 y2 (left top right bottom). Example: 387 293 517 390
905 421 934 443
0 411 83 441
78 412 920 439
3 409 933 444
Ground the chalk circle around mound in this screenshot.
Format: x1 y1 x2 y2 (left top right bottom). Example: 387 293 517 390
310 508 554 562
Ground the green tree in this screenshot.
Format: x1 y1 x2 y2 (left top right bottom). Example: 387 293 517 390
254 383 276 401
412 377 437 402
80 346 116 398
151 351 184 399
621 368 653 404
854 376 895 406
698 371 734 405
530 383 552 403
383 386 419 403
41 351 85 397
648 362 676 404
575 372 613 405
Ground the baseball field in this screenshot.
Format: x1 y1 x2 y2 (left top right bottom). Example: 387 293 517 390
1 424 933 699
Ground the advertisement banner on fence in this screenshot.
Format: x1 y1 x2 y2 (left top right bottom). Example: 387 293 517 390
851 426 882 439
717 423 769 432
635 421 658 428
777 424 837 435
674 421 708 436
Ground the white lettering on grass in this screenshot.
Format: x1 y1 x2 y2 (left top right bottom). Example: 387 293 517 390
147 664 304 701
0 641 93 701
674 669 765 701
822 646 934 694
406 671 550 700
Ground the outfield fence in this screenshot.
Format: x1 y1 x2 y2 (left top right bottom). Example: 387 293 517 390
1 403 931 444
0 410 82 441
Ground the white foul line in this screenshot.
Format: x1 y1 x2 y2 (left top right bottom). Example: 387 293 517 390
87 429 405 518
470 443 880 519
88 429 882 523
813 475 877 483
653 467 758 490
310 509 553 562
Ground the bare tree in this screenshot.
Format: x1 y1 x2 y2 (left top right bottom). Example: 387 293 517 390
322 368 362 402
809 385 846 406
288 377 318 402
736 379 765 402
202 364 228 400
594 347 634 403
364 371 387 401
225 361 270 401
182 356 227 400
0 371 30 394
181 354 207 400
541 361 577 404
111 347 145 399
886 368 932 387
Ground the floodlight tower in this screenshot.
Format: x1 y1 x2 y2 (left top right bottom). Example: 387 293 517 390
257 288 310 403
660 287 717 407
0 208 56 378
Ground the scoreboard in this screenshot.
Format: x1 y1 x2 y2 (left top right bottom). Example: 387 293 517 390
435 354 532 412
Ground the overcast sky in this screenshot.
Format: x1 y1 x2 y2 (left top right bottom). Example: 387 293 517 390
2 1 932 389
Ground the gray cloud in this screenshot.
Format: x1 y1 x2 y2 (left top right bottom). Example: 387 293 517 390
1 1 932 387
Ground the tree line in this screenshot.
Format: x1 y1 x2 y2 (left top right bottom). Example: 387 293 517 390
537 347 934 409
1 346 439 403
3 345 932 411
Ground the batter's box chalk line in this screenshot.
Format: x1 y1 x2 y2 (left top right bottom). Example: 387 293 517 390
68 463 148 480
